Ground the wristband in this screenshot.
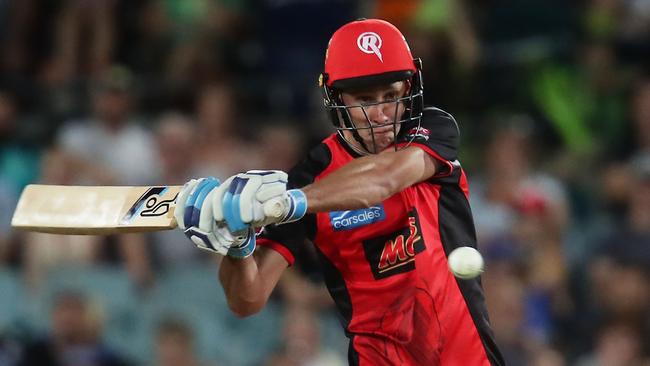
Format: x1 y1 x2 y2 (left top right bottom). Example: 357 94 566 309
282 189 308 223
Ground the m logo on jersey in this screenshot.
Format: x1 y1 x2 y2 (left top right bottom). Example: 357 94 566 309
405 127 430 142
362 210 426 280
330 205 386 231
357 32 383 62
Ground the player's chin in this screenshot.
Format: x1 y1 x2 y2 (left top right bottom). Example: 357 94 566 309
370 136 395 152
378 131 396 142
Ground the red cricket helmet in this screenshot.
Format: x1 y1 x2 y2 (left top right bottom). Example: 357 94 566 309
324 18 417 88
319 18 424 154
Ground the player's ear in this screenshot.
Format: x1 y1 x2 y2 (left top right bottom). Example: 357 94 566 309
403 80 412 96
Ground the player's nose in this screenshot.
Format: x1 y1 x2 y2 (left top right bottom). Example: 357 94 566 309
366 104 390 126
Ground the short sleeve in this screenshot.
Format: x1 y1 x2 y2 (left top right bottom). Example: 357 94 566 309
257 220 308 266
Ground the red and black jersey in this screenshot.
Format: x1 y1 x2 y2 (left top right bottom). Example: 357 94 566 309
258 108 505 366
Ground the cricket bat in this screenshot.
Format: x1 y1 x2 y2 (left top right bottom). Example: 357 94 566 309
11 184 287 235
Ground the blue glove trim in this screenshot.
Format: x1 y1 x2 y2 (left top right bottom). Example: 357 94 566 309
184 178 207 227
183 227 217 252
190 178 219 227
227 228 256 258
283 189 307 223
223 177 248 233
184 177 219 228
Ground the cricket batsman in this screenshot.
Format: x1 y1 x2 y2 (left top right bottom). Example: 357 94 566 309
175 18 505 365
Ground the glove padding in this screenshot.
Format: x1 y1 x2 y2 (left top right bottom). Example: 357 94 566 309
175 177 255 258
212 170 307 232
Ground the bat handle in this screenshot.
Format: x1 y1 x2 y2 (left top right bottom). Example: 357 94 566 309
263 197 287 219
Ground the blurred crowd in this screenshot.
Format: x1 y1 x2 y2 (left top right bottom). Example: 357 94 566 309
0 0 648 365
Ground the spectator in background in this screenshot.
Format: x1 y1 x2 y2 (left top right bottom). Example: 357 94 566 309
255 123 304 171
510 187 573 358
595 153 650 265
55 65 159 289
125 0 176 114
193 82 260 178
19 290 131 366
0 0 58 80
276 265 333 315
0 89 40 200
49 0 116 82
266 307 344 366
56 65 160 185
576 320 648 366
128 0 251 113
22 149 104 291
472 119 571 364
527 3 633 163
162 0 244 81
0 89 41 264
256 0 355 119
585 0 650 62
153 112 197 185
152 316 212 366
470 119 569 245
483 249 567 366
391 0 481 110
589 153 650 343
599 78 650 226
483 269 528 366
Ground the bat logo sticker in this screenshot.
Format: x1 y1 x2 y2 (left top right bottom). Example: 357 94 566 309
121 187 178 224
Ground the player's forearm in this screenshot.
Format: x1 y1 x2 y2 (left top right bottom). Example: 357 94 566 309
301 155 396 212
301 147 436 212
218 256 269 317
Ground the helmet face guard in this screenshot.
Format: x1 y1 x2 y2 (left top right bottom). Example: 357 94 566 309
321 59 424 155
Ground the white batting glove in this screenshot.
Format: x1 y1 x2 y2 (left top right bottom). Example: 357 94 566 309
211 170 308 232
175 177 256 258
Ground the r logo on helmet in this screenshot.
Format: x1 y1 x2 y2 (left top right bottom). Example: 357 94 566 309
357 32 383 62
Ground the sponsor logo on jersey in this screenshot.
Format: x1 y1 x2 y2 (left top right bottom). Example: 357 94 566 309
330 205 386 231
362 210 426 279
357 32 383 62
405 127 430 141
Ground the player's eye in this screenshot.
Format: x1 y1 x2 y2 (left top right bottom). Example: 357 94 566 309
384 92 398 101
357 96 375 104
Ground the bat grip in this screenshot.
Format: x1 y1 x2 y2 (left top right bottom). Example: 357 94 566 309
263 197 287 219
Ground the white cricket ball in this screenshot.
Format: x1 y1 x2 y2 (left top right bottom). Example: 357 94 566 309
448 246 484 279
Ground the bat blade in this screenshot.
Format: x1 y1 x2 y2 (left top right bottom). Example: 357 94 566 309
11 185 182 235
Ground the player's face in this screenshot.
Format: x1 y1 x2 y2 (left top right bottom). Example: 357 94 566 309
340 81 409 153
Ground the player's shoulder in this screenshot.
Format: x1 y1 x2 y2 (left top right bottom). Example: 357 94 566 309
399 106 461 162
421 107 460 135
287 137 334 188
403 106 460 144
